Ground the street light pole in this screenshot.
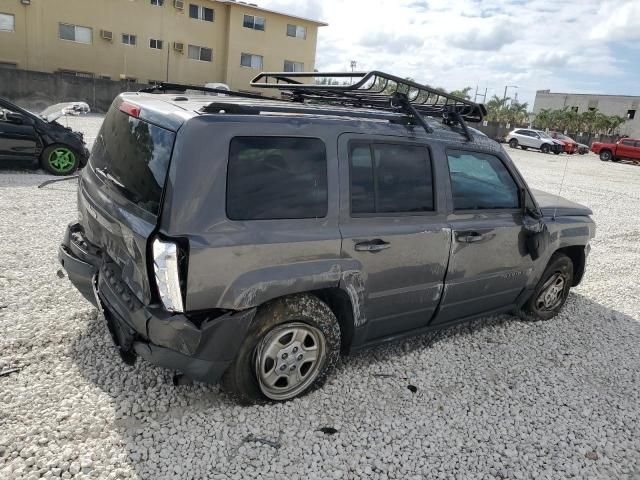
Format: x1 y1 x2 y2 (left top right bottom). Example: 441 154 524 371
503 85 518 102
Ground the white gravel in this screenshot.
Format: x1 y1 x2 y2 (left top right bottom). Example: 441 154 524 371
1 117 639 479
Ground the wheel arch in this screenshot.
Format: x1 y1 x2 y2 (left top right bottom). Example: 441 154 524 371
553 245 586 286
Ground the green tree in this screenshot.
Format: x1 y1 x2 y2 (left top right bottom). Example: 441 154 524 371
449 87 473 100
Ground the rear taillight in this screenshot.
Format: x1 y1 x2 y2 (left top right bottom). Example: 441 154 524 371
152 238 184 312
119 102 141 118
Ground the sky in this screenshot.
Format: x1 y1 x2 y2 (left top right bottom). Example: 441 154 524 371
259 0 640 107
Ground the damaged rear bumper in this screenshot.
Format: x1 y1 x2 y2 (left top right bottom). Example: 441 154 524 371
58 223 256 383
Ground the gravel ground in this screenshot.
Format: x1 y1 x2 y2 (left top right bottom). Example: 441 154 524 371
1 116 639 480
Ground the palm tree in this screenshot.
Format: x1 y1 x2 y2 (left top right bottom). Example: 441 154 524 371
533 108 554 130
449 87 473 100
485 95 511 123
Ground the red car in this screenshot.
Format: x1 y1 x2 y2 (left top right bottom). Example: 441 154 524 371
550 132 578 154
591 138 640 163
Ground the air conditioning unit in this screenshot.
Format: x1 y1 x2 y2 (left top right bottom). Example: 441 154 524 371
100 30 113 41
174 0 184 9
173 42 184 53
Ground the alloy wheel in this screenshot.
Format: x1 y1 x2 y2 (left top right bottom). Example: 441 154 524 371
48 147 76 174
254 322 326 401
535 272 567 312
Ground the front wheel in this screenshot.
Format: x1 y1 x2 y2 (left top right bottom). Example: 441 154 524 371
540 144 551 154
553 151 561 155
41 144 80 176
518 253 573 321
221 294 341 404
521 146 528 150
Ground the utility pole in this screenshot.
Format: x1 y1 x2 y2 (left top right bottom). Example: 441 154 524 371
503 85 518 102
350 60 357 85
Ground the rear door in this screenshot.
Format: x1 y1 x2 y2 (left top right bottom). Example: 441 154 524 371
432 148 532 325
514 130 533 147
338 135 451 340
78 101 175 303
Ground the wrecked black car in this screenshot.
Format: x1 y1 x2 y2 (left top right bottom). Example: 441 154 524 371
59 72 595 404
0 98 90 175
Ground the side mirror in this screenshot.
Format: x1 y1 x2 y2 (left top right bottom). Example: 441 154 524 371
5 112 25 125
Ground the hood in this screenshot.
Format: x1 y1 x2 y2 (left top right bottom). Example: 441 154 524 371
532 189 592 217
39 102 90 122
551 139 564 146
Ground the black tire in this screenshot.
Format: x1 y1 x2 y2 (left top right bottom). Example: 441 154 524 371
221 294 341 404
518 253 573 321
540 144 551 154
521 146 528 150
508 138 519 149
611 157 621 162
599 150 612 162
553 151 561 155
40 144 80 176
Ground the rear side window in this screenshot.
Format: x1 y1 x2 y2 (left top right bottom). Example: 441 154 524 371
447 150 519 210
226 137 327 220
90 108 175 215
349 143 434 215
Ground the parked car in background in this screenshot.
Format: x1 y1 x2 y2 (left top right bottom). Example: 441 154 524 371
591 138 640 163
577 143 589 155
550 132 578 154
0 98 90 175
506 128 564 154
59 72 595 403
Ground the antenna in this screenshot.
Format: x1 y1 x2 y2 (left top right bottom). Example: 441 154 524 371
553 149 571 221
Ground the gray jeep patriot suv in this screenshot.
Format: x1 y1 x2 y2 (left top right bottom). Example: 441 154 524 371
59 72 595 403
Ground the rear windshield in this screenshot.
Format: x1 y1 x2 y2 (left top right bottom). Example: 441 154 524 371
90 107 175 215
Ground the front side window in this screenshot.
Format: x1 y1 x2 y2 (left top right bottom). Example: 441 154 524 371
243 14 265 31
447 150 519 210
621 140 634 146
0 13 15 32
349 143 434 215
122 33 137 46
188 44 212 62
189 4 214 21
240 53 263 69
226 137 327 220
149 38 163 49
284 60 304 72
287 24 307 38
59 23 92 44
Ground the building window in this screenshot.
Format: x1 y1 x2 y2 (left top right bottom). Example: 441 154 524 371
0 13 15 32
58 69 95 79
122 34 137 46
151 0 164 5
98 75 111 80
0 61 17 69
59 23 92 44
287 24 307 39
628 110 636 120
148 79 163 85
284 60 304 72
189 4 214 22
188 44 212 62
240 53 263 69
149 38 163 49
243 14 265 31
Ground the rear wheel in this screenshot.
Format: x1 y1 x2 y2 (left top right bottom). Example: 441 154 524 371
540 144 551 154
518 253 573 321
221 294 341 404
41 144 79 176
508 138 519 149
599 150 612 161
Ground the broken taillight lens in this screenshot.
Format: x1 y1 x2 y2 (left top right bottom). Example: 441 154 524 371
152 238 184 313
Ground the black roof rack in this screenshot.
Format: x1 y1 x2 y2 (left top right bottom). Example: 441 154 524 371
139 71 487 141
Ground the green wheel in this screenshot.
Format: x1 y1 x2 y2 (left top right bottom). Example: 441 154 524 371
41 145 79 176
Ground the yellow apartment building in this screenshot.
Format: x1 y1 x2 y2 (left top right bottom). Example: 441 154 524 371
0 0 326 92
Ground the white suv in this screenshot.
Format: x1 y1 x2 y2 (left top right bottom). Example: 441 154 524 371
506 128 563 154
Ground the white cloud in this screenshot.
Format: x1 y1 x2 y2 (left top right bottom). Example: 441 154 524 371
258 0 637 105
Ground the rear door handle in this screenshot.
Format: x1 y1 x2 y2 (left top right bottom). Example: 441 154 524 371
455 231 485 243
354 239 391 252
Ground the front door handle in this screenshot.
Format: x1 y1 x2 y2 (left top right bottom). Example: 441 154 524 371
354 239 391 252
455 231 485 243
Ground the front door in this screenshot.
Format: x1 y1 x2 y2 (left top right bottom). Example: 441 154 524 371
432 148 532 325
0 111 39 162
338 135 451 341
617 139 637 159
